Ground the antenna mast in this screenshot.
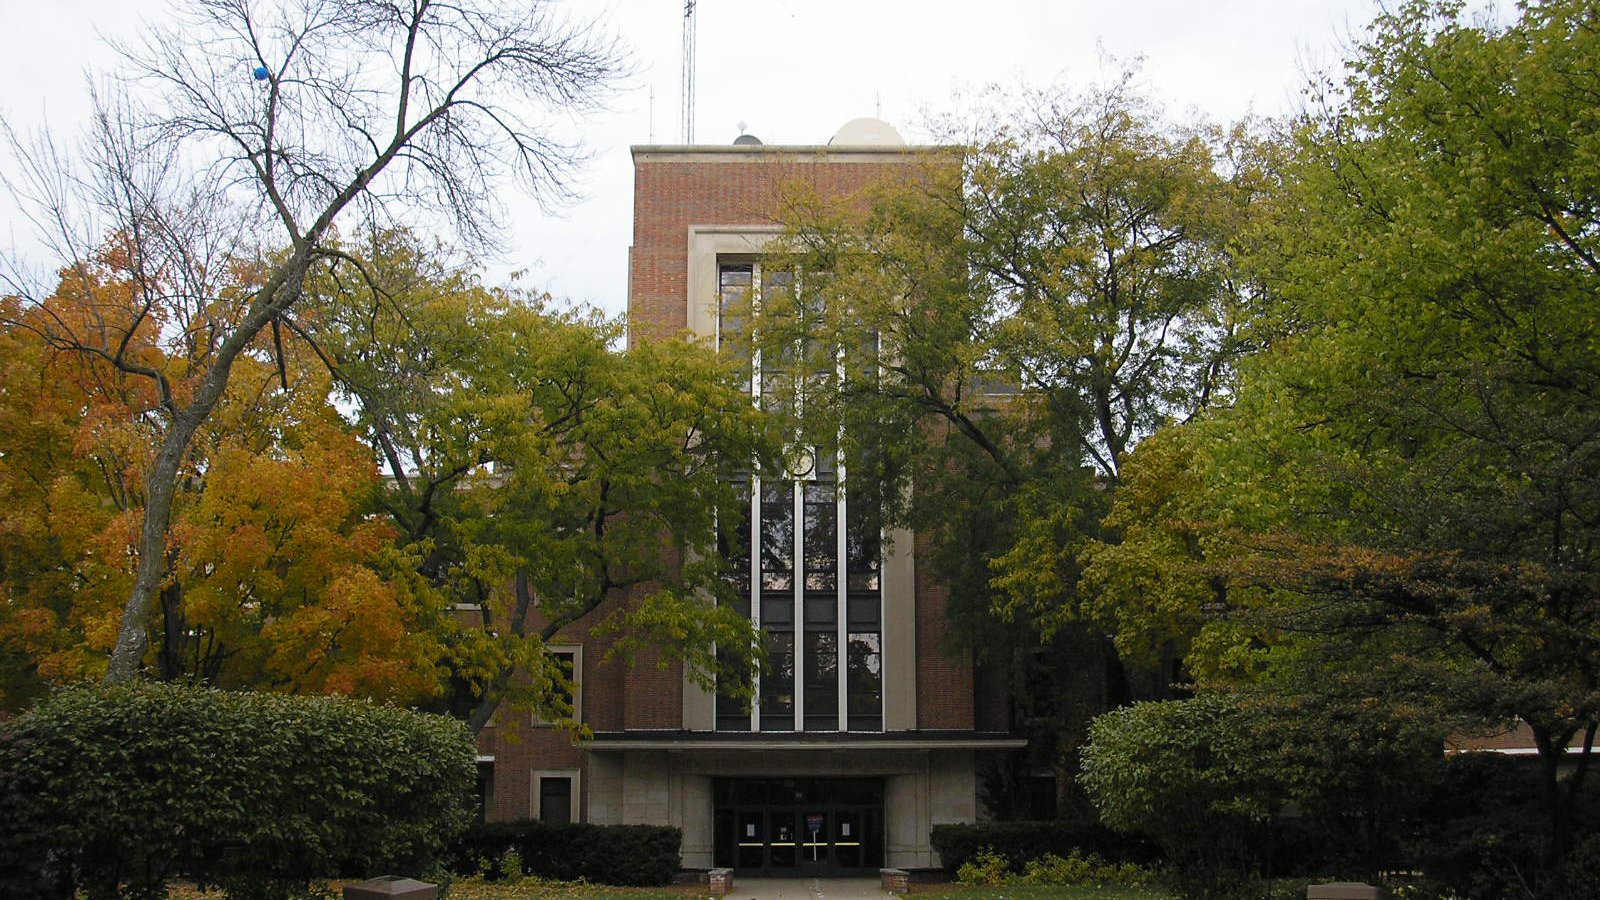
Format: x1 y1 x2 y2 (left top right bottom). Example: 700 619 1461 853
681 0 696 143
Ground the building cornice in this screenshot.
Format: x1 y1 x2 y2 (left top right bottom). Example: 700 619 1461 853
584 730 1028 752
631 145 947 165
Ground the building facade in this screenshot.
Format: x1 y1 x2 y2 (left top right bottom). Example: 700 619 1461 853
476 119 1022 875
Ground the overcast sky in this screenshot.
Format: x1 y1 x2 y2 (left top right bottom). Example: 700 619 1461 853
0 0 1509 319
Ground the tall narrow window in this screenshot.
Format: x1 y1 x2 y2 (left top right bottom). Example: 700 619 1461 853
759 480 795 729
804 480 839 731
534 647 581 725
716 479 753 731
716 259 882 733
719 264 753 392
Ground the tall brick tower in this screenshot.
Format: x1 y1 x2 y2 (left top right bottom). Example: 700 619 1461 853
478 119 1024 876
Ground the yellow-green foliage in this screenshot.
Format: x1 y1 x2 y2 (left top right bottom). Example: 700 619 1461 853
1023 851 1154 887
955 848 1011 886
959 847 1155 888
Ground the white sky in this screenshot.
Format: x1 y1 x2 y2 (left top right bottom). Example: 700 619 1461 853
0 0 1508 319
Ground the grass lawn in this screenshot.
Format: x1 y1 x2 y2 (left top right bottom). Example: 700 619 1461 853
168 879 705 900
910 886 1170 899
172 878 1170 900
440 878 1174 900
446 881 705 900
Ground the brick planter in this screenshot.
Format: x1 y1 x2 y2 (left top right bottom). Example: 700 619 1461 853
1308 884 1385 900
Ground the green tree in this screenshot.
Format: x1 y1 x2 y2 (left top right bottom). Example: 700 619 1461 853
299 231 776 732
762 80 1268 812
1088 0 1600 876
1082 691 1441 899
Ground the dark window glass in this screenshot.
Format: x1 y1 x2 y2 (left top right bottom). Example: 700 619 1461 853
719 264 753 390
846 632 882 731
760 630 794 729
539 776 572 824
844 483 880 593
716 644 752 731
804 630 838 731
846 595 879 628
761 594 794 625
476 762 495 823
805 595 837 626
718 479 751 605
804 481 837 592
714 807 735 867
848 329 880 388
760 482 793 592
549 650 576 719
1027 774 1060 820
760 268 797 414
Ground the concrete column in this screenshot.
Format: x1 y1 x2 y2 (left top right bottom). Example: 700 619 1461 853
682 665 716 730
587 753 624 825
882 524 917 731
622 751 673 825
674 770 716 868
929 750 977 826
884 753 933 869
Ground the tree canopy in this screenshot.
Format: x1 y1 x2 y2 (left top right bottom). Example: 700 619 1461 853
0 0 625 681
1086 0 1600 875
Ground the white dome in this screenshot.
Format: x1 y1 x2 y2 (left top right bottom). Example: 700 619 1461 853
828 117 904 147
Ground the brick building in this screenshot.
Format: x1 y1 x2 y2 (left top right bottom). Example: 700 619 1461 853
476 119 1024 875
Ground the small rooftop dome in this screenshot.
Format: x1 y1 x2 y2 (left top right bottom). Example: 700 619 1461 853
733 133 763 145
828 117 904 147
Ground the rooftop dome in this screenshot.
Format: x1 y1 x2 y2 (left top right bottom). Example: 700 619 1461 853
828 117 904 147
732 133 763 145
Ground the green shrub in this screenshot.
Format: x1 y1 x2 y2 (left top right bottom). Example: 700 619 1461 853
449 820 682 886
0 682 475 900
1023 851 1154 886
1080 696 1279 900
929 820 1156 874
1022 851 1095 885
955 848 1011 886
1406 752 1600 900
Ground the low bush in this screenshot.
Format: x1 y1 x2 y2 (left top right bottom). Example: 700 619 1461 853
955 847 1155 888
450 820 682 886
954 848 1010 886
1024 850 1153 886
0 682 476 900
930 820 1156 875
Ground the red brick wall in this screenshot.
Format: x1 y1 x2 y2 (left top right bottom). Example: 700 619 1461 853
628 149 922 345
478 714 588 822
914 530 976 730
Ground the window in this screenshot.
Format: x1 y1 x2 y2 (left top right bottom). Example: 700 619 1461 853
475 758 496 823
534 646 581 726
715 259 883 732
533 771 579 823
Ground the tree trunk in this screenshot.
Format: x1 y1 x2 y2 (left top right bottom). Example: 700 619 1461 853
105 253 316 681
464 570 537 735
1531 722 1573 865
158 574 187 681
105 410 204 681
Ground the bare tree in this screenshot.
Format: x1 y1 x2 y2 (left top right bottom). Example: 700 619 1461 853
0 0 624 681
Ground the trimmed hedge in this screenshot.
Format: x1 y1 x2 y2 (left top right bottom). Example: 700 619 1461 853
450 820 682 886
930 821 1157 875
0 682 476 900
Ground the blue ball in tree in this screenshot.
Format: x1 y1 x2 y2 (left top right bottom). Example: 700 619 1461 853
253 66 270 81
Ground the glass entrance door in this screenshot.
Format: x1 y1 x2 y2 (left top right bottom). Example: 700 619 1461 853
713 778 884 876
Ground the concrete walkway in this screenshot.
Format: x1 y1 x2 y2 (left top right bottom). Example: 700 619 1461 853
722 877 890 899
